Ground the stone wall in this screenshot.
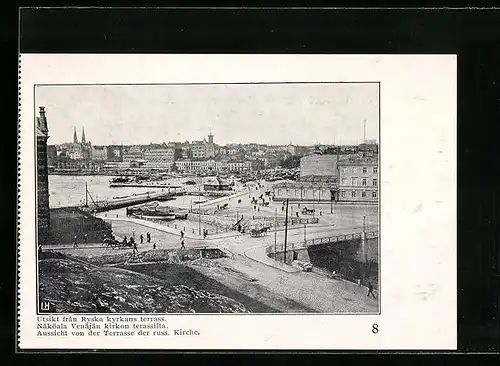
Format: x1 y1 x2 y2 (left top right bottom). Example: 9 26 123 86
37 135 50 246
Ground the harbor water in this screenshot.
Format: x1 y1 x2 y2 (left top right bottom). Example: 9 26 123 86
48 175 203 208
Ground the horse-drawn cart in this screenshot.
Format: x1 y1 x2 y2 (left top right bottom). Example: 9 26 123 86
102 237 132 250
249 225 270 237
301 207 315 215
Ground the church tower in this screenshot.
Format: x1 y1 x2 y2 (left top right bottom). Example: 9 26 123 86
81 126 86 144
207 128 215 158
73 127 78 143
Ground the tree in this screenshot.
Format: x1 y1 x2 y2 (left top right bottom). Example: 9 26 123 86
174 148 183 160
280 155 301 169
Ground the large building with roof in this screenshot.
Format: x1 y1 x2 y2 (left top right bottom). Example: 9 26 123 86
299 153 339 179
337 155 379 203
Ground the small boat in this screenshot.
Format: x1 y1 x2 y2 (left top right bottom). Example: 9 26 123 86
192 200 207 204
110 176 131 184
184 180 197 185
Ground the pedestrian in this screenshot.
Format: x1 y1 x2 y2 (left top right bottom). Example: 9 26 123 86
84 233 88 244
254 205 256 211
153 242 156 250
140 234 144 244
203 229 207 239
133 240 138 254
147 232 151 243
320 210 322 216
258 207 260 212
73 235 78 248
38 244 43 258
180 230 184 239
296 212 299 218
181 239 185 250
122 235 128 246
132 229 136 239
367 282 376 298
281 206 284 212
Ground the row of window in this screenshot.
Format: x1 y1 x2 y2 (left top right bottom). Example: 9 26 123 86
341 178 378 187
340 190 378 198
277 189 331 196
342 166 378 174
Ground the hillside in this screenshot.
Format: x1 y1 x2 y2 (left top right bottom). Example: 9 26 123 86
38 252 250 313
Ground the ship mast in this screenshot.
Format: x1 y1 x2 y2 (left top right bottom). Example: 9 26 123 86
84 182 98 208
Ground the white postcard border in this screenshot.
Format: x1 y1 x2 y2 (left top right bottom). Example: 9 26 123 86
18 54 457 350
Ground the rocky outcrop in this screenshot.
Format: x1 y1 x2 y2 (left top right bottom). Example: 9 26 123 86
38 254 249 313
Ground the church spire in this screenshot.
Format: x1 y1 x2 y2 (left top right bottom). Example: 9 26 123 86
81 126 86 144
73 127 78 143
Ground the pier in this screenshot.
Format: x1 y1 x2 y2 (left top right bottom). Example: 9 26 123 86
81 188 176 213
109 182 184 189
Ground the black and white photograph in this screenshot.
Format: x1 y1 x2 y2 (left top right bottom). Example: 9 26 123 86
36 82 380 314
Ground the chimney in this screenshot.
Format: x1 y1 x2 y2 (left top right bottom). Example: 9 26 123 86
37 106 48 134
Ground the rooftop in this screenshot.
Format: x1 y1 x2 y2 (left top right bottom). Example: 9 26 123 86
338 155 378 165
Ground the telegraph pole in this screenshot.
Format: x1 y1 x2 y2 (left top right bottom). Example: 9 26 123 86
198 201 201 235
361 215 366 262
312 189 315 220
283 198 289 264
274 207 277 259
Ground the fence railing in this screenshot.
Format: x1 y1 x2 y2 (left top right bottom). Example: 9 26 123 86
267 230 379 254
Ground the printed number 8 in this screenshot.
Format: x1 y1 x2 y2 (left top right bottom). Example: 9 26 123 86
372 323 379 334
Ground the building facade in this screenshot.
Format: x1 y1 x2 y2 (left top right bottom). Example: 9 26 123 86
337 156 378 203
91 145 107 161
174 159 251 172
143 148 175 169
299 153 339 178
106 145 123 162
36 107 50 246
273 180 338 202
122 146 144 163
190 132 216 159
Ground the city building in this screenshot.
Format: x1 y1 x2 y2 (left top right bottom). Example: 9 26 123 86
222 160 252 172
358 142 379 156
272 177 338 202
106 145 123 162
299 153 339 179
173 158 252 173
190 132 216 159
143 148 175 170
91 145 107 161
36 106 50 246
337 155 378 203
122 146 144 163
203 177 232 191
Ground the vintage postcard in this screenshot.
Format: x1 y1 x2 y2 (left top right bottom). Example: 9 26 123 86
18 54 456 350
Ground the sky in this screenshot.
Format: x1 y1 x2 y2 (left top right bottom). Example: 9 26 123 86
35 83 379 146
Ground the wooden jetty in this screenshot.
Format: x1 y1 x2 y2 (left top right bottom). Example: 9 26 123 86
109 182 184 189
81 183 176 213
